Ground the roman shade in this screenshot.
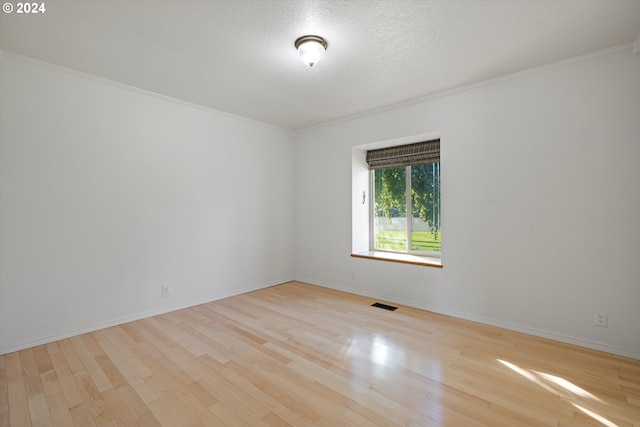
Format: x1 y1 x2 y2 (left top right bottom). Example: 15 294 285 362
366 139 440 169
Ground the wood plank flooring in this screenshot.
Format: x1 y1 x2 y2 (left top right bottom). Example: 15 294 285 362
1 281 639 426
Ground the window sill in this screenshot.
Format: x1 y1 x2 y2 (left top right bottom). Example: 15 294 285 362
351 251 442 268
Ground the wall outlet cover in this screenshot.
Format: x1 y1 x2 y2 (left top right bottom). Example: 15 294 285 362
162 284 171 297
594 312 608 327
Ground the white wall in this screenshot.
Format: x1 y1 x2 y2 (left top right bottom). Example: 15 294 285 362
0 53 295 354
294 46 640 358
2 46 639 359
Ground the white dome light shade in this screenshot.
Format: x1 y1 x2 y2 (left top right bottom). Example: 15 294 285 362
295 35 327 67
298 40 325 67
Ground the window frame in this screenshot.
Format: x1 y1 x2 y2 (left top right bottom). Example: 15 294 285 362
369 163 441 259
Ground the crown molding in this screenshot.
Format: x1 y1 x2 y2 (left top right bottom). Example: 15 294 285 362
0 50 294 136
295 43 633 135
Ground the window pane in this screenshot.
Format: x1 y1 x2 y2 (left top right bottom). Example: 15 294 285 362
411 162 441 253
373 167 406 251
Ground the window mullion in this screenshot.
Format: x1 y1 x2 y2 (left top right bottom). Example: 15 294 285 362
369 169 375 251
406 165 412 252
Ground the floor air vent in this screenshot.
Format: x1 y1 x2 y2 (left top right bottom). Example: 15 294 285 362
371 302 398 311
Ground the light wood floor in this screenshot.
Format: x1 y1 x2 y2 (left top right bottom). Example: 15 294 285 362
1 281 639 427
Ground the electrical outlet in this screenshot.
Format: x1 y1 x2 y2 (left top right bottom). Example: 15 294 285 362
351 271 356 280
594 312 608 327
162 284 171 297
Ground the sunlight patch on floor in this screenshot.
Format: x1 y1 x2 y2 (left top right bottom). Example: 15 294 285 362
572 403 618 427
497 359 557 394
536 371 603 402
497 359 617 427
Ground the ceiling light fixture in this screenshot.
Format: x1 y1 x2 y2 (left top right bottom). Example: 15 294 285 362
295 35 327 67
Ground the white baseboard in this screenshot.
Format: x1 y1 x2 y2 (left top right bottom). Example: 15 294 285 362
6 276 636 361
0 277 292 355
295 277 640 361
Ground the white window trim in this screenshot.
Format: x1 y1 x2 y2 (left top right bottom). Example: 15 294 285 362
368 165 441 258
352 132 442 268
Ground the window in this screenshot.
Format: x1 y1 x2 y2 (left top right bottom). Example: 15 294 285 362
367 140 441 258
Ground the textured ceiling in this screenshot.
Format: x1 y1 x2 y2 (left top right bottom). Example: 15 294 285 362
2 0 640 130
